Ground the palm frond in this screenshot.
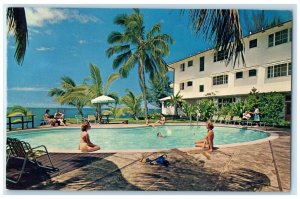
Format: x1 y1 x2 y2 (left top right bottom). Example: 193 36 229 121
89 64 102 96
188 9 245 67
104 73 120 94
118 54 137 78
106 44 131 57
7 7 28 65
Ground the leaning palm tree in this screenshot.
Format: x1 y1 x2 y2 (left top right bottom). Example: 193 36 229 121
106 9 173 117
7 7 28 65
48 76 88 117
187 9 245 67
120 89 142 120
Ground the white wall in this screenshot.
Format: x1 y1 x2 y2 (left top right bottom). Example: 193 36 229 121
170 21 292 99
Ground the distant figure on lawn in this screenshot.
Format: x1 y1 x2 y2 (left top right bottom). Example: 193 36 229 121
43 109 56 127
79 121 100 152
54 109 66 126
253 107 260 126
195 121 214 152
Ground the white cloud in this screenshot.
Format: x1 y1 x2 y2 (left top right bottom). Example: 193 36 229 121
25 8 100 27
8 87 49 92
79 40 87 44
36 46 54 51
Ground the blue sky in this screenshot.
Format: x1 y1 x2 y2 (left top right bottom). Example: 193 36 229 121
6 8 292 108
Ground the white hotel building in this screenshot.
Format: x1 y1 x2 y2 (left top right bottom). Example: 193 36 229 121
161 21 292 120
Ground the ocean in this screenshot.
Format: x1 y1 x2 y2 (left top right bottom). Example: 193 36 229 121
6 107 161 127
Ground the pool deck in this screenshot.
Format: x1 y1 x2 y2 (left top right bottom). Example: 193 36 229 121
6 123 291 192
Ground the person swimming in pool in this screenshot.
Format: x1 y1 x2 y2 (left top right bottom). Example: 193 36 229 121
157 132 167 138
79 120 100 152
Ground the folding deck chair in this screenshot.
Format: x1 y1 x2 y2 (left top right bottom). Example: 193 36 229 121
6 137 57 184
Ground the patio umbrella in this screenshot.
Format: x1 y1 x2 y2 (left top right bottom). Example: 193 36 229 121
91 95 116 116
91 95 115 104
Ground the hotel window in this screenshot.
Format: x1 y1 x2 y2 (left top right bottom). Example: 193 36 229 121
199 85 204 92
188 60 193 67
180 63 185 72
275 29 288 46
213 50 228 62
290 28 292 41
249 39 257 48
180 83 185 90
268 34 274 47
218 98 236 107
249 69 257 77
199 56 205 71
187 81 193 87
213 75 228 85
267 63 291 78
236 71 243 79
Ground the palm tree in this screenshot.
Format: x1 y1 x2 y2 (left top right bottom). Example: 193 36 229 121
187 9 245 67
195 99 217 121
181 101 197 123
48 76 88 117
120 89 142 120
167 91 183 117
105 106 126 119
147 71 173 108
7 7 28 65
84 64 119 115
106 9 173 117
7 105 33 127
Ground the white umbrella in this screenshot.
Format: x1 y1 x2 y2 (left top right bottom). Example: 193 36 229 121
91 95 115 104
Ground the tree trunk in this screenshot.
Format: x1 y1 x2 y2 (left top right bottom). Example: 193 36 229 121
77 106 84 118
138 60 149 117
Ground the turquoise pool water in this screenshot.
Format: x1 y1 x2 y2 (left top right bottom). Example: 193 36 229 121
7 126 270 151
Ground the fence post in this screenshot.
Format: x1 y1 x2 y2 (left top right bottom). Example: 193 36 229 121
8 117 12 131
31 115 35 128
21 116 24 129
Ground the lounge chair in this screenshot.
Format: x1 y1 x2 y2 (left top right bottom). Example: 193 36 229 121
231 116 242 125
6 138 57 184
87 115 96 124
217 115 225 123
211 115 219 123
224 115 232 124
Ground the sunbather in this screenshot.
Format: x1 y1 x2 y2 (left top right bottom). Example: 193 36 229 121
79 121 100 152
153 114 166 127
195 121 214 152
54 109 66 126
43 109 56 127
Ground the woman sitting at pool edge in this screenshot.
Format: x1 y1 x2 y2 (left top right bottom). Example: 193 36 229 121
195 121 214 152
79 121 100 152
153 114 166 127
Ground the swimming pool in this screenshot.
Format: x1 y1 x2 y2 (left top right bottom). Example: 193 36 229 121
7 125 271 151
